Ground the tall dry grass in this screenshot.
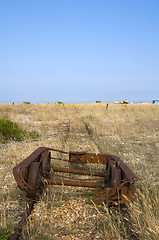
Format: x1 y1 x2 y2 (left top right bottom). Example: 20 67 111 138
0 103 159 239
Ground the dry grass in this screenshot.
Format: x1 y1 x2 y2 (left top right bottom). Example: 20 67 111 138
0 103 159 239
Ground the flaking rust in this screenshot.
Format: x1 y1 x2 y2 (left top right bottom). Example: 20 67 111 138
11 147 138 239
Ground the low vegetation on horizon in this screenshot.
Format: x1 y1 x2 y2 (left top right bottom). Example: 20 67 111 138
0 103 158 239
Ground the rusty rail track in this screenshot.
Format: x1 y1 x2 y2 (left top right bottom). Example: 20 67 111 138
11 147 138 239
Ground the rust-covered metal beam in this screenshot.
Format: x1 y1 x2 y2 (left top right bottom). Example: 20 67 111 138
43 177 106 188
51 166 106 177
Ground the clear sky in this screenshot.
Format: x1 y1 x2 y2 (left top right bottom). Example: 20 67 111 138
0 0 159 103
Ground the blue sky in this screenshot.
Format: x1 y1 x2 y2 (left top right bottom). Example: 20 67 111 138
0 0 159 103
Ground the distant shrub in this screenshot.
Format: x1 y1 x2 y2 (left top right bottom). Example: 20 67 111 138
0 118 41 143
80 115 96 121
27 130 41 139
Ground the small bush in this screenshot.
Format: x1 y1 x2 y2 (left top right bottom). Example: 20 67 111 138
80 115 96 121
0 118 40 143
0 118 25 142
27 130 41 139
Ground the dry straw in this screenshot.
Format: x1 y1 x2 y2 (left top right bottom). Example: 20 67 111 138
0 103 159 239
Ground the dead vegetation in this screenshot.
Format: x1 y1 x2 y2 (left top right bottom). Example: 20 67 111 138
0 103 159 239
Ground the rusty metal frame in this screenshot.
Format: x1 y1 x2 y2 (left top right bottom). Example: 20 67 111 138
13 147 138 204
11 147 138 239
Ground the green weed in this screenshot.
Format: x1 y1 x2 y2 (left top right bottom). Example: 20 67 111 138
0 225 14 240
0 118 41 143
80 115 96 121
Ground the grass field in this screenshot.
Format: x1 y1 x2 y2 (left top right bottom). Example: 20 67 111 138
0 103 159 239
